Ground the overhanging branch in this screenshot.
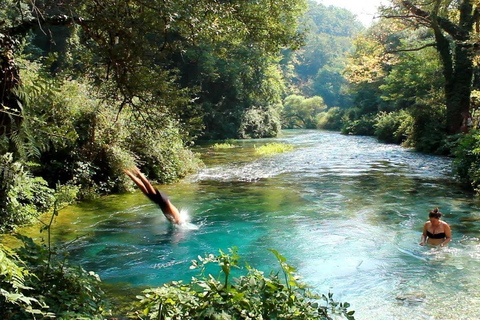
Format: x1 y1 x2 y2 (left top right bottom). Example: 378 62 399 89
382 14 431 25
386 42 436 53
7 15 89 37
401 0 465 40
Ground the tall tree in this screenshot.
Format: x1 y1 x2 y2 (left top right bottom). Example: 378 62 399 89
383 0 480 134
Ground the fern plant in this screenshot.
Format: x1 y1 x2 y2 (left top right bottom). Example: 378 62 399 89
0 243 52 318
0 153 55 232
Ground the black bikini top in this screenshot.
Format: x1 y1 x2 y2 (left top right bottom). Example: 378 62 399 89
427 231 446 239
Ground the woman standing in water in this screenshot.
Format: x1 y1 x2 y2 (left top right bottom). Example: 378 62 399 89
123 167 182 224
419 208 451 247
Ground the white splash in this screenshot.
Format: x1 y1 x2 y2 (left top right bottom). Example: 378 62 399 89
176 208 199 230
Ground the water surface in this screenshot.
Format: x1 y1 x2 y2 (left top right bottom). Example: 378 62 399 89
28 130 480 319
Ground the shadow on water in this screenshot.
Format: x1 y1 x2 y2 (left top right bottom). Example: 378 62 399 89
13 130 480 319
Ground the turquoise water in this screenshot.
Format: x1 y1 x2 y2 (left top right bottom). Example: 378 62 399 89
41 130 480 319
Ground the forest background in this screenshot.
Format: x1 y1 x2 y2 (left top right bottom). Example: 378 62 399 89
1 0 480 319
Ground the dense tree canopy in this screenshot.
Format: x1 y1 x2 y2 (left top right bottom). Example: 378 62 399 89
380 0 480 134
4 1 480 318
1 0 307 142
282 94 327 128
341 0 480 186
0 0 307 226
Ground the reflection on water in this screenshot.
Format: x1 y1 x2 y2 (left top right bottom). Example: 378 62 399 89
16 130 480 319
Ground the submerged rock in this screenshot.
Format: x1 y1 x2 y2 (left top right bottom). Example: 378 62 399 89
396 292 426 303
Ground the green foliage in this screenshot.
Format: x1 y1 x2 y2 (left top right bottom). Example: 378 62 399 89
0 181 103 319
4 0 309 144
341 114 376 136
184 44 287 140
451 130 480 193
60 0 306 141
314 64 352 109
290 1 363 103
0 235 106 320
303 1 363 37
378 0 478 135
342 18 453 153
1 0 310 214
255 143 294 156
342 22 401 135
402 103 447 154
0 153 55 232
0 243 50 318
379 48 443 111
316 107 345 131
238 105 282 139
282 95 327 129
134 247 355 320
126 124 202 185
374 110 411 144
8 59 201 202
212 143 236 150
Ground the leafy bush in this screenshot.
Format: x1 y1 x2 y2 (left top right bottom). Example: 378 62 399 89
126 124 202 184
451 130 480 193
0 243 49 318
1 183 105 319
238 105 282 139
0 153 55 232
0 235 106 320
11 59 202 200
373 110 411 144
341 114 376 136
401 103 447 154
133 248 355 320
315 107 345 131
282 95 327 129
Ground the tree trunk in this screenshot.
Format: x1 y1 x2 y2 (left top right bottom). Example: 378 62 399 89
448 42 474 134
401 0 476 134
0 35 22 138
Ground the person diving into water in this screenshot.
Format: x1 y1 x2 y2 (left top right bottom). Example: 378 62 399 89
123 168 182 224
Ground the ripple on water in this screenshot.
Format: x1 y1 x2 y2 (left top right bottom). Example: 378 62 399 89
190 131 452 184
34 130 480 319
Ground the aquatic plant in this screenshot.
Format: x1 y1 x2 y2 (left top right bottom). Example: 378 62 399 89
255 143 294 156
212 142 236 149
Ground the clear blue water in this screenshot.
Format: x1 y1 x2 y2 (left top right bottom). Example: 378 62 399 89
36 130 480 319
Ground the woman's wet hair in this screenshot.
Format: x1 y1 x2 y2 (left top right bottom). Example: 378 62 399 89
429 207 442 219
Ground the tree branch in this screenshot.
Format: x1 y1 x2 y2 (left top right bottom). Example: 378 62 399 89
400 0 466 40
7 15 89 37
382 14 431 26
386 42 436 53
474 5 480 33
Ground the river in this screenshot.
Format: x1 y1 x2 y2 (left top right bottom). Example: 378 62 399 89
31 130 480 319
